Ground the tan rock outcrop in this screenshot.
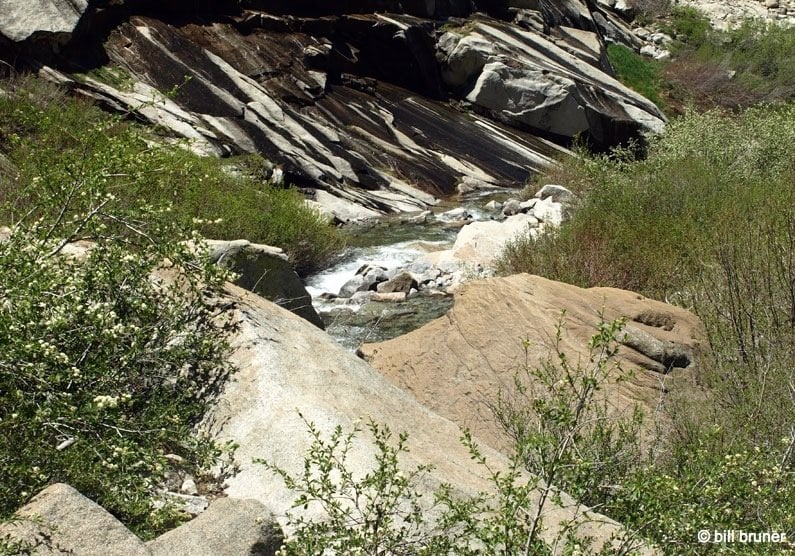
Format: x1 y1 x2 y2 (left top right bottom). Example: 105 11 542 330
360 274 705 450
208 283 658 553
0 483 151 556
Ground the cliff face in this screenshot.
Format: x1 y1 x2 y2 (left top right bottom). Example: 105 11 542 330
1 0 664 218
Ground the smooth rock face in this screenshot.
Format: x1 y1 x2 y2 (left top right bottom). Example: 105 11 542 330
0 0 88 43
208 284 653 552
58 13 570 216
360 274 705 449
0 483 151 556
148 497 284 556
438 18 666 142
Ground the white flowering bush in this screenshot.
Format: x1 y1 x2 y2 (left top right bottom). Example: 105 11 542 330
0 201 235 536
0 77 238 538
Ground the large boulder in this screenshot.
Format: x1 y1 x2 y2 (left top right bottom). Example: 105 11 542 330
148 497 283 556
423 211 540 268
205 239 324 329
207 283 656 552
0 0 88 43
359 274 705 449
0 484 285 555
0 483 151 556
437 18 666 144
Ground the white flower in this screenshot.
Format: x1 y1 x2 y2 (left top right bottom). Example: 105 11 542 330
93 395 120 409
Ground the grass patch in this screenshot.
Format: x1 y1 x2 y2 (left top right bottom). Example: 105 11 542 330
0 75 343 275
607 43 665 109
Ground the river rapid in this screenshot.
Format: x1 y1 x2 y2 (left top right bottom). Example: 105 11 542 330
305 195 507 350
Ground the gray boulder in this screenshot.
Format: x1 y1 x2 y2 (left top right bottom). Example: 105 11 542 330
621 326 694 373
438 20 665 144
501 198 523 216
0 483 151 556
467 60 589 137
148 497 283 556
0 0 88 43
210 283 659 554
534 184 575 203
376 271 418 293
206 239 324 329
339 264 389 297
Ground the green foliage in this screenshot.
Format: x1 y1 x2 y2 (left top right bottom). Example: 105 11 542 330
607 44 665 109
0 182 236 538
74 65 135 91
497 103 795 553
608 441 795 554
631 0 672 25
493 317 644 512
721 21 795 101
497 104 795 298
258 414 454 555
665 6 713 49
0 75 250 539
0 76 343 275
434 431 554 556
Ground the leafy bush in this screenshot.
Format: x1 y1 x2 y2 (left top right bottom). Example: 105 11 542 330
259 414 451 556
497 103 795 552
0 76 343 275
0 184 235 538
497 104 795 299
492 318 645 512
0 75 267 539
631 0 671 25
664 6 713 49
608 441 795 554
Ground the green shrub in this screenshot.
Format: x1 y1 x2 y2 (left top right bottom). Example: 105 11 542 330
0 183 235 538
607 441 795 554
722 21 795 102
258 415 453 556
0 76 343 275
662 6 713 49
496 103 795 552
497 104 795 299
631 0 671 25
0 75 260 539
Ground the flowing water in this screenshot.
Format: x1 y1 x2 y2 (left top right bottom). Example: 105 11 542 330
306 195 507 350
